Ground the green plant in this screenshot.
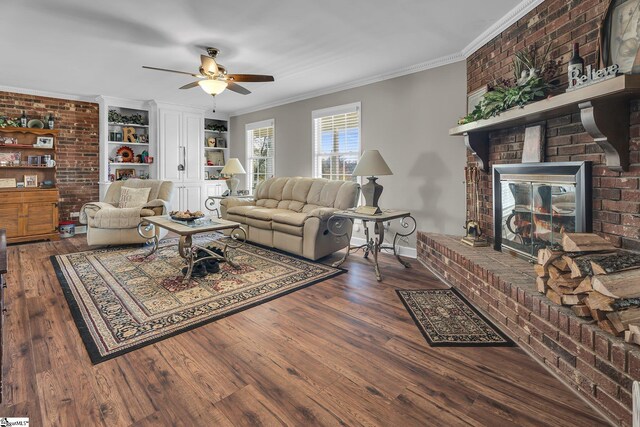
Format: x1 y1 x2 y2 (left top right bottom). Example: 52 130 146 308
458 44 559 125
0 116 19 128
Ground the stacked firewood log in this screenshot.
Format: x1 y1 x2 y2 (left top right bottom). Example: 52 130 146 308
535 233 640 342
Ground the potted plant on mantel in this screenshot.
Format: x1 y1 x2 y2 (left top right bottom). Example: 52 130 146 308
458 44 560 125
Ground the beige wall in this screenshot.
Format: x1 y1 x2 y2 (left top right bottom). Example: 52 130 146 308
230 60 467 247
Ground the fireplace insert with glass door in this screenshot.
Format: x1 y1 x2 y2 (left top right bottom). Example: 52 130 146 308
493 162 591 261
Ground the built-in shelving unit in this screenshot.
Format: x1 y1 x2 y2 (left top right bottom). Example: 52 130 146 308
97 97 157 200
203 118 229 180
449 74 640 172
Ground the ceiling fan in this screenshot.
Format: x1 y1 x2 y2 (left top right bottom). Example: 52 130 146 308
142 47 274 97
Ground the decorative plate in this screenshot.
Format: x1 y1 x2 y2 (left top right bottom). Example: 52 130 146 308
116 146 134 162
27 119 44 129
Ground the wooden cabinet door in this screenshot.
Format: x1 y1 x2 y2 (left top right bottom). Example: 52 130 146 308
0 203 22 238
23 202 58 236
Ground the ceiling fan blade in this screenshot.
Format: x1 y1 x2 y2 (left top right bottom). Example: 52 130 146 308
226 82 251 95
200 55 219 75
179 81 201 90
227 74 274 82
142 66 203 78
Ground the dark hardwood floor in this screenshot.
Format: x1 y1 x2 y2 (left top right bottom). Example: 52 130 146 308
0 236 610 426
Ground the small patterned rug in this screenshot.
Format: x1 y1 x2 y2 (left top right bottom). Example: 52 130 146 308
51 234 343 363
396 288 513 347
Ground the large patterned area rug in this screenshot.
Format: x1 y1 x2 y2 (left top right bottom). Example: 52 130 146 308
397 288 514 347
51 234 343 363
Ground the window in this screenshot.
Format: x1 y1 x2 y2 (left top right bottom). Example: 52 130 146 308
246 119 275 191
312 102 361 181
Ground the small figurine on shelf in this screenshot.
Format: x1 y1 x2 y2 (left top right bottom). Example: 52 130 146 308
20 111 27 128
134 154 142 163
47 113 55 130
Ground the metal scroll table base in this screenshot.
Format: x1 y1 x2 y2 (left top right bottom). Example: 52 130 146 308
136 221 246 282
328 215 416 282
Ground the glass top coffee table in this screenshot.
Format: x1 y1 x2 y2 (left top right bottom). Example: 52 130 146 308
137 215 246 281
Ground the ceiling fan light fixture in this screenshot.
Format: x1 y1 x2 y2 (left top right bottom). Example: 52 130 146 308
198 79 228 95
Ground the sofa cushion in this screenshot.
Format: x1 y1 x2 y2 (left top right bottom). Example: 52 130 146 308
272 221 304 237
227 205 263 217
256 199 279 208
245 208 292 221
272 211 309 227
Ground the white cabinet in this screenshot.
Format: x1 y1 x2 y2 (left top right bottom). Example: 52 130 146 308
159 109 182 182
156 104 203 184
172 183 203 212
183 112 203 182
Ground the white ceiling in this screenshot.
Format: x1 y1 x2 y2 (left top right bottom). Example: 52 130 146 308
0 0 524 115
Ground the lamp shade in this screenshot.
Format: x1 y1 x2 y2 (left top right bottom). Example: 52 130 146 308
221 158 246 176
352 150 393 177
198 79 228 95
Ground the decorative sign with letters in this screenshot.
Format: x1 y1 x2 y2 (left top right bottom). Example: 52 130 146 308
567 64 619 92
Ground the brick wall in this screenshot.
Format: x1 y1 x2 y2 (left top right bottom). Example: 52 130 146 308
418 232 636 426
0 91 99 222
466 0 640 250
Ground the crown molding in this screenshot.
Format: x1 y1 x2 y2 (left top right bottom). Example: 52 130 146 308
0 84 96 103
462 0 546 58
230 52 464 116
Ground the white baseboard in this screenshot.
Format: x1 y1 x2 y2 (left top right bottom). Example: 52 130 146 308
350 237 417 259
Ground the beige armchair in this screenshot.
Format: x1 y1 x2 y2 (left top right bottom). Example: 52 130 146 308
80 179 174 246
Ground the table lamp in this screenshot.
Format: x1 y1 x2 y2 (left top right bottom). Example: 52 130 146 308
352 150 393 214
221 158 246 196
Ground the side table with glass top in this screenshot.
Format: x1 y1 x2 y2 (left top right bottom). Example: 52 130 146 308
327 209 416 281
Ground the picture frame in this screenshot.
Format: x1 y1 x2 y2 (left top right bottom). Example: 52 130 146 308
207 136 217 147
0 178 16 188
24 174 38 188
216 138 227 149
115 168 136 180
600 0 640 73
467 86 488 114
206 151 225 166
27 155 40 166
35 136 54 148
0 152 20 166
204 171 210 180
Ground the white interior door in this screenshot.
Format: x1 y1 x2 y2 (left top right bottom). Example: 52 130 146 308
160 109 182 182
183 112 203 182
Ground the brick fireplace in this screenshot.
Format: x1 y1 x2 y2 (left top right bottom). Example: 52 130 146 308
417 1 640 425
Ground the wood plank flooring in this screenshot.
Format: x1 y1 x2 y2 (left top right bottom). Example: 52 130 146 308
0 236 611 426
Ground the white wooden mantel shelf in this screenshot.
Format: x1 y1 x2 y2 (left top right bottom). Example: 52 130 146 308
449 74 640 172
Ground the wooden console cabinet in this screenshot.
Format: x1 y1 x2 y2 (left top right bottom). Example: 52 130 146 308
0 126 60 243
0 188 59 243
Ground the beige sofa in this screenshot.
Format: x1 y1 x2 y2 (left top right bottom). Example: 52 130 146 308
80 179 174 246
221 177 360 260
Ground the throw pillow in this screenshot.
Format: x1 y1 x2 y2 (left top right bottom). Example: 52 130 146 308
119 187 151 208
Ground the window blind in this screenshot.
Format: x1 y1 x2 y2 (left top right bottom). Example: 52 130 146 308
246 119 275 191
312 102 361 181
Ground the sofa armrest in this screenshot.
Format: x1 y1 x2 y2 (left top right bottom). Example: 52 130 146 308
307 207 338 222
220 198 256 209
80 202 116 224
143 198 170 216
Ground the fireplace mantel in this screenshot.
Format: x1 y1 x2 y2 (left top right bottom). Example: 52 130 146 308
449 74 640 172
